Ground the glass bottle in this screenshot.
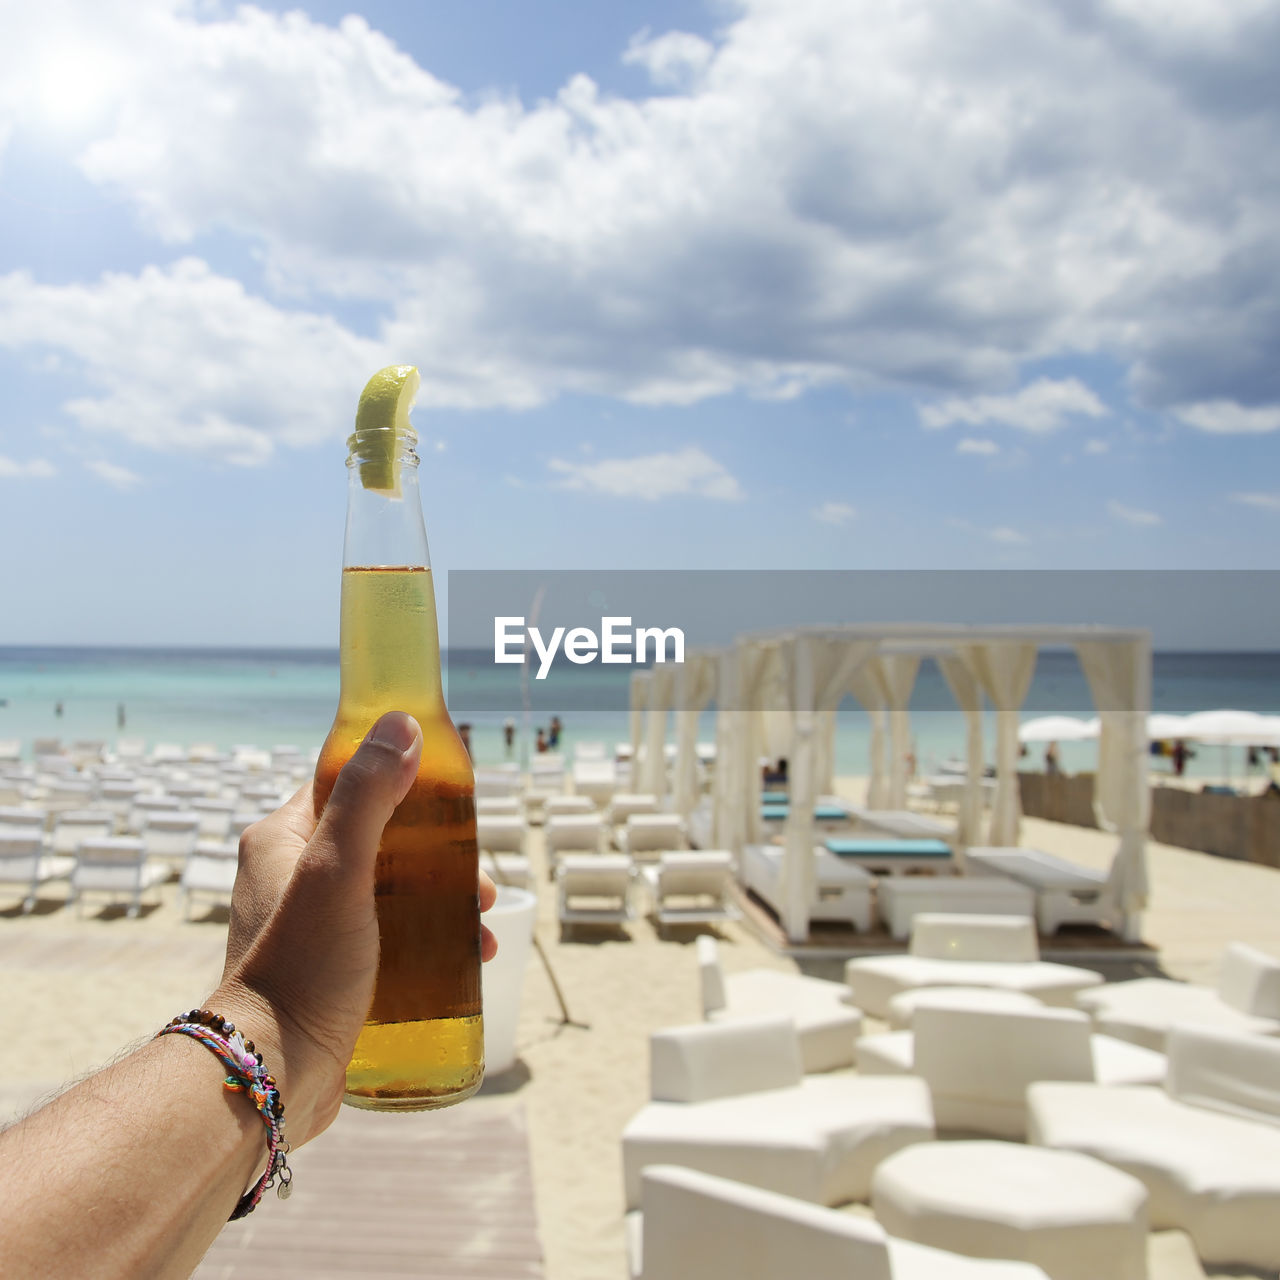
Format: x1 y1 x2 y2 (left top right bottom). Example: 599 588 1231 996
313 422 483 1110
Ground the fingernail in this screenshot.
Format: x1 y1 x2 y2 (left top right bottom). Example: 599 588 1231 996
368 712 421 757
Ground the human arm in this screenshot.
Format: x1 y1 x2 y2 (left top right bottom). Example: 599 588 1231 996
0 712 497 1279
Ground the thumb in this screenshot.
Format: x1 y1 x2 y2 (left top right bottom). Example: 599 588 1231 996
312 712 422 877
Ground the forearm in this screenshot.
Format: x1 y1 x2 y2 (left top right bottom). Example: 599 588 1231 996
0 1030 272 1280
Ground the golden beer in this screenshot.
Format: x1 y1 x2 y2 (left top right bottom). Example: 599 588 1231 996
315 367 483 1110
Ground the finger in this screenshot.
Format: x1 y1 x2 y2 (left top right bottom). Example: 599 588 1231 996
307 713 422 881
480 923 498 963
478 868 497 912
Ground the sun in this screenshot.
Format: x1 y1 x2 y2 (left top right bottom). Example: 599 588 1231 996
32 44 121 131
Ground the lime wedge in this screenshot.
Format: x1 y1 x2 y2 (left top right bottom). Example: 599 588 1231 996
352 364 420 492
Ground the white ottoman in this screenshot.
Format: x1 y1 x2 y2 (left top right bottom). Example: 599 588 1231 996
887 986 1043 1030
872 1141 1148 1280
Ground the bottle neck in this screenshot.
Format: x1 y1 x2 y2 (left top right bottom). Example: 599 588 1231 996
338 441 445 713
342 446 431 571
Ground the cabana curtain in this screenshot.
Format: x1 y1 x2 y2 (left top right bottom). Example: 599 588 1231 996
962 641 1037 847
937 653 985 857
780 634 878 940
1075 637 1152 930
672 652 718 818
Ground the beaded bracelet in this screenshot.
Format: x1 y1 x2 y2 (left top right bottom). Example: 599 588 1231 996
156 1009 293 1220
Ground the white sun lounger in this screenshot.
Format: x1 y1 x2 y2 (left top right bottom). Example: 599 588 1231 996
640 852 738 927
556 852 634 932
617 813 687 863
740 844 873 931
966 847 1122 934
179 838 239 918
0 832 75 914
69 837 169 918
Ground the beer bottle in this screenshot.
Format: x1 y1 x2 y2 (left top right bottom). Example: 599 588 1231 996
313 365 483 1110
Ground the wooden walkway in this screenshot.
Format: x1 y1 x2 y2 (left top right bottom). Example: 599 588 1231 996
196 1101 544 1279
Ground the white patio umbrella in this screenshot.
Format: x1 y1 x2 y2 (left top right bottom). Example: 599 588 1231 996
1018 715 1098 743
1147 714 1192 741
1181 709 1280 745
1180 709 1280 783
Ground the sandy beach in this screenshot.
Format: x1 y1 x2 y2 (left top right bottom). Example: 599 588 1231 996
3 775 1280 1280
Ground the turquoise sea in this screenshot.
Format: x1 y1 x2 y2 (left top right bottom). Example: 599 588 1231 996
1 646 1278 779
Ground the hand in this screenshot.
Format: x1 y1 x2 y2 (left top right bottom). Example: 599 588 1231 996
210 712 498 1143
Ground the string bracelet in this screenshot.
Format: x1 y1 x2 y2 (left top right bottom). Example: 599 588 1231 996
155 1009 293 1220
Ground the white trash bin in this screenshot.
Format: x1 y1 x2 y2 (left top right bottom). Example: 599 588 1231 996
481 885 538 1076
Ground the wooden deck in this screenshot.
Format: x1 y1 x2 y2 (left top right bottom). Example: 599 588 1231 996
196 1101 544 1279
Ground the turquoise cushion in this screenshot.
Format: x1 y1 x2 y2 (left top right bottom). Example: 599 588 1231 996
825 838 952 858
761 790 789 805
761 803 849 822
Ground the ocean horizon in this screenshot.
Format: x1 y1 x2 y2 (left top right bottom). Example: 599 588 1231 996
2 644 1278 778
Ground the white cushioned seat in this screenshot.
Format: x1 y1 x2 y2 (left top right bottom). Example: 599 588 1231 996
846 914 1103 1018
630 1165 1051 1280
1075 941 1280 1050
622 1016 933 1210
872 1141 1148 1280
857 1005 1165 1138
886 986 1042 1030
1028 1025 1280 1268
877 877 1035 941
698 936 861 1073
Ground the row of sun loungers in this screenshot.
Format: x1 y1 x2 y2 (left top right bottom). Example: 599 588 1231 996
623 914 1280 1275
0 745 307 917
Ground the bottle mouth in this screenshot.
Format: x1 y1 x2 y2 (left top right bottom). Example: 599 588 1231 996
346 427 419 492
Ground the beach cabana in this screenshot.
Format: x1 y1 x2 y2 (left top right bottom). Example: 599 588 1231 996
682 623 1151 944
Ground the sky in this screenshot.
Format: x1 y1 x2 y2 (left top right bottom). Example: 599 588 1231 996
1 0 1279 647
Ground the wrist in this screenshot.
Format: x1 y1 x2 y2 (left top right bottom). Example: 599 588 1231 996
205 979 337 1144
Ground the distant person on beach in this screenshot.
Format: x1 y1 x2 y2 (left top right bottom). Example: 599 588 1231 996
117 702 126 729
0 712 498 1276
458 722 472 759
503 718 515 756
54 700 63 718
535 727 548 753
1044 741 1060 775
548 715 562 749
1172 739 1188 777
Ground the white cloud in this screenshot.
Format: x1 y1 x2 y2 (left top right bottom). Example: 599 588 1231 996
1230 492 1280 511
623 29 715 88
921 379 1109 434
956 438 999 456
1108 499 1162 526
812 501 855 525
0 260 385 463
548 446 743 501
0 1 1278 439
1084 439 1111 455
1174 401 1280 435
0 455 56 479
988 526 1029 545
86 459 143 490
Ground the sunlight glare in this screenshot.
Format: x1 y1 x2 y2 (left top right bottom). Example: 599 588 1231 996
33 44 121 131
